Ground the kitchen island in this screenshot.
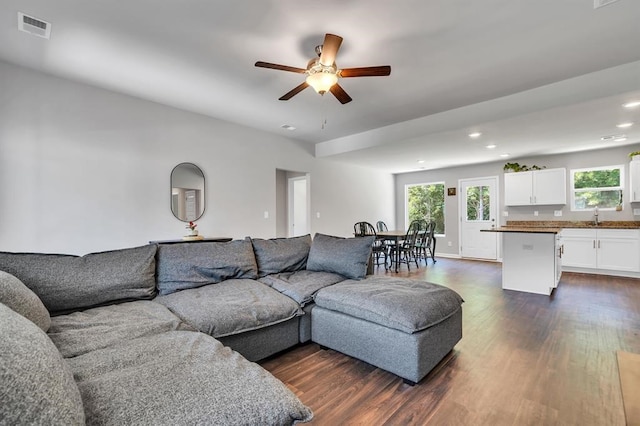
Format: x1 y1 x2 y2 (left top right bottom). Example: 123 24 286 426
482 227 562 296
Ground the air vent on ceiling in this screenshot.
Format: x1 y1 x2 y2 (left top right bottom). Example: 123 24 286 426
594 0 621 9
18 12 51 39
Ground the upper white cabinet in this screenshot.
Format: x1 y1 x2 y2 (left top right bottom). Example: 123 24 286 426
504 168 566 206
629 161 640 202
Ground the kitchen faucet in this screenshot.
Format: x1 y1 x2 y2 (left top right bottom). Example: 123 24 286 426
594 206 599 226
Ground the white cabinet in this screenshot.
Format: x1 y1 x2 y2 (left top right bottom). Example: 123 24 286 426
504 172 532 206
629 161 640 202
501 231 560 295
561 228 640 273
504 168 566 206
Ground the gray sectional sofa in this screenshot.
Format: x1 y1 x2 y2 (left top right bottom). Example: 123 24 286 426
0 233 463 425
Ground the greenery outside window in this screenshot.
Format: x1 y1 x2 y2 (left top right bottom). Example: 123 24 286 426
406 183 445 234
466 185 490 221
570 165 624 211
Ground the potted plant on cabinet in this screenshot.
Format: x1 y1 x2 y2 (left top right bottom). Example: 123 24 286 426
629 151 640 161
503 163 546 173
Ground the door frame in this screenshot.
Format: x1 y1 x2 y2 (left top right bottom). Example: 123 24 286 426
458 175 501 260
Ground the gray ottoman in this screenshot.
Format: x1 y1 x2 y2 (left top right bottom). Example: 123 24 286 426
311 276 463 385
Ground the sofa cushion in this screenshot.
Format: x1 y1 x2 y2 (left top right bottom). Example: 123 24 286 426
155 279 302 338
0 245 157 314
0 270 51 332
48 300 193 358
156 240 258 295
306 233 374 279
0 303 85 425
314 276 464 334
251 234 312 277
68 331 313 425
259 270 346 306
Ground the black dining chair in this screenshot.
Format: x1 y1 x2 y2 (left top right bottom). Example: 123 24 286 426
376 221 388 232
416 220 437 264
354 221 388 270
389 220 422 271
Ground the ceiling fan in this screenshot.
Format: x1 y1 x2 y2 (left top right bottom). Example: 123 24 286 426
255 33 391 104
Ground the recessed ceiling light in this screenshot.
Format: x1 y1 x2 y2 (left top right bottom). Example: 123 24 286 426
602 134 627 141
617 122 634 128
417 160 425 164
499 153 510 158
280 124 296 131
623 101 640 108
468 132 482 138
485 144 497 149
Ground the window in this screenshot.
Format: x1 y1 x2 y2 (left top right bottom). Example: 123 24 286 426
406 183 445 234
466 185 490 221
570 165 624 211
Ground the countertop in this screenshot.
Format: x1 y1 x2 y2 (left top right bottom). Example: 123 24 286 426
506 220 640 229
482 220 640 234
482 227 561 234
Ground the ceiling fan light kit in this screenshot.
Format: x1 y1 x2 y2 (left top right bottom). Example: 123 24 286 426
255 33 391 104
305 62 338 94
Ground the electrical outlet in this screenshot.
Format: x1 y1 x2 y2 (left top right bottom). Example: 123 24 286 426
447 241 452 247
534 211 539 216
554 210 563 217
503 211 509 217
263 211 269 219
316 212 321 219
634 208 640 215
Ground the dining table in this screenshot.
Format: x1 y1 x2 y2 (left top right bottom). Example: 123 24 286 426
376 230 408 273
377 229 436 272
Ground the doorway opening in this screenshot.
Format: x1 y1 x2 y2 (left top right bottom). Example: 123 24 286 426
275 170 310 238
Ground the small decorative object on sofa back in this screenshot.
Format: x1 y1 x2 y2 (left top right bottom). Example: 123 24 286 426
183 221 203 241
186 221 198 235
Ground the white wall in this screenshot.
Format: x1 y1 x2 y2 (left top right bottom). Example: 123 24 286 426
395 144 640 256
0 60 395 254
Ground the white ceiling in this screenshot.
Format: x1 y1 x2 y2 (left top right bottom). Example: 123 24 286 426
1 0 639 173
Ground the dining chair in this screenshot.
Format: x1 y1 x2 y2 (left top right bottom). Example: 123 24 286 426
354 221 388 270
389 220 421 271
376 221 388 232
416 220 436 264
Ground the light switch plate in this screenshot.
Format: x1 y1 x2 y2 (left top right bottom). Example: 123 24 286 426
503 211 509 217
634 208 640 216
534 211 539 216
554 210 563 217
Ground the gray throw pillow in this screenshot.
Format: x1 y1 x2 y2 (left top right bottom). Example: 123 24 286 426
0 302 85 425
251 234 312 277
306 233 374 279
0 245 158 314
156 240 258 295
0 270 51 332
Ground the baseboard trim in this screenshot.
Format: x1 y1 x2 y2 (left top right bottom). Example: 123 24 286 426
434 252 461 259
435 252 503 263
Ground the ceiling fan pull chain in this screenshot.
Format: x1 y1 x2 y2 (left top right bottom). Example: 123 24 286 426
321 95 329 130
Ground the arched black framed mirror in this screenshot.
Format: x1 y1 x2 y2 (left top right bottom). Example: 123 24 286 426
171 162 205 222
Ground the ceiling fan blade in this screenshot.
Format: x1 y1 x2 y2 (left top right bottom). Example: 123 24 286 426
255 61 306 74
279 82 309 101
329 84 352 104
319 34 343 66
339 66 391 78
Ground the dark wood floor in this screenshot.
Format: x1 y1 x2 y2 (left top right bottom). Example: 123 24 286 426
261 258 640 425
